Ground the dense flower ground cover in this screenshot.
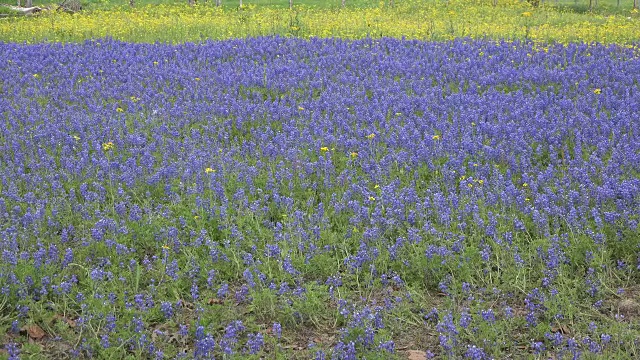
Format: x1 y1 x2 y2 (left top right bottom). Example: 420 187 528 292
1 1 639 44
1 37 639 358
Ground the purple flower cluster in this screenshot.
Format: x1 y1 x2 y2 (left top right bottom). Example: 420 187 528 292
0 37 638 358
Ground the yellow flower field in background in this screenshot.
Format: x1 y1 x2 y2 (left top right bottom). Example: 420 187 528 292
0 0 639 44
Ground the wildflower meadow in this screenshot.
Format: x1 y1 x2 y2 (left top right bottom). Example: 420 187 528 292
1 0 640 43
0 1 639 360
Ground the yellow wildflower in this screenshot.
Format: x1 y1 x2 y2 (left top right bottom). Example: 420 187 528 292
369 196 376 201
116 107 124 113
195 77 201 81
102 142 115 151
522 183 529 187
432 134 441 141
205 167 215 173
350 152 358 158
366 133 376 140
320 147 329 152
2 4 640 45
593 88 601 94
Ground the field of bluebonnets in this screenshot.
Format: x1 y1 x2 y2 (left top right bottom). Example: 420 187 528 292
1 2 640 360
